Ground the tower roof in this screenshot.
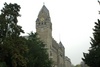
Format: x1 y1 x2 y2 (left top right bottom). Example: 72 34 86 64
59 41 65 48
38 5 50 17
42 5 49 13
59 41 63 46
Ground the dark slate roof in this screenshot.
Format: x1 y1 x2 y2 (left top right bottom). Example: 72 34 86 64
59 41 65 49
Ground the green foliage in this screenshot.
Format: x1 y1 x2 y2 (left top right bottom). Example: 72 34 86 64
0 2 28 67
75 64 81 67
0 2 52 67
82 19 100 67
26 32 52 67
0 62 7 67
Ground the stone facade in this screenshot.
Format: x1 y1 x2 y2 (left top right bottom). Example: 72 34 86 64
65 56 72 67
36 5 72 67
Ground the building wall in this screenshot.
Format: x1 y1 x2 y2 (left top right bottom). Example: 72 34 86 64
51 48 58 67
36 5 72 67
59 52 65 67
65 57 72 67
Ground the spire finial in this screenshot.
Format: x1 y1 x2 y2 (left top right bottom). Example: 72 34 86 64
59 33 61 43
43 2 45 5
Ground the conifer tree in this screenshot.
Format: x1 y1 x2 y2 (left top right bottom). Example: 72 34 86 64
0 2 28 67
82 19 100 67
26 32 52 67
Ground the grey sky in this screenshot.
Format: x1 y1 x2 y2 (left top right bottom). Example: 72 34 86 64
0 0 99 65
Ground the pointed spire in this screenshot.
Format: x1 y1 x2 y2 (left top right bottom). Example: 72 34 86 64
42 5 49 14
59 40 64 48
59 41 62 46
38 4 50 17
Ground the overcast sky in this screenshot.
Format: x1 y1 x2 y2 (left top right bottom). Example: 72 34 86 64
0 0 100 65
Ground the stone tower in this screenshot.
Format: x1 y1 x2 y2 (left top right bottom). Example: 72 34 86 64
36 5 72 67
36 5 52 57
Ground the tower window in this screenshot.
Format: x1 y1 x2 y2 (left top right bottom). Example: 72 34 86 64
38 23 40 25
42 22 43 25
50 51 52 56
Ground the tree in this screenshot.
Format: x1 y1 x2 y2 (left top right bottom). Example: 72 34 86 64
0 3 28 67
26 32 52 67
82 19 100 67
75 64 81 67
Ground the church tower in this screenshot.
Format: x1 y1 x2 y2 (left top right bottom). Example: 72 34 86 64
35 4 72 67
36 5 52 57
